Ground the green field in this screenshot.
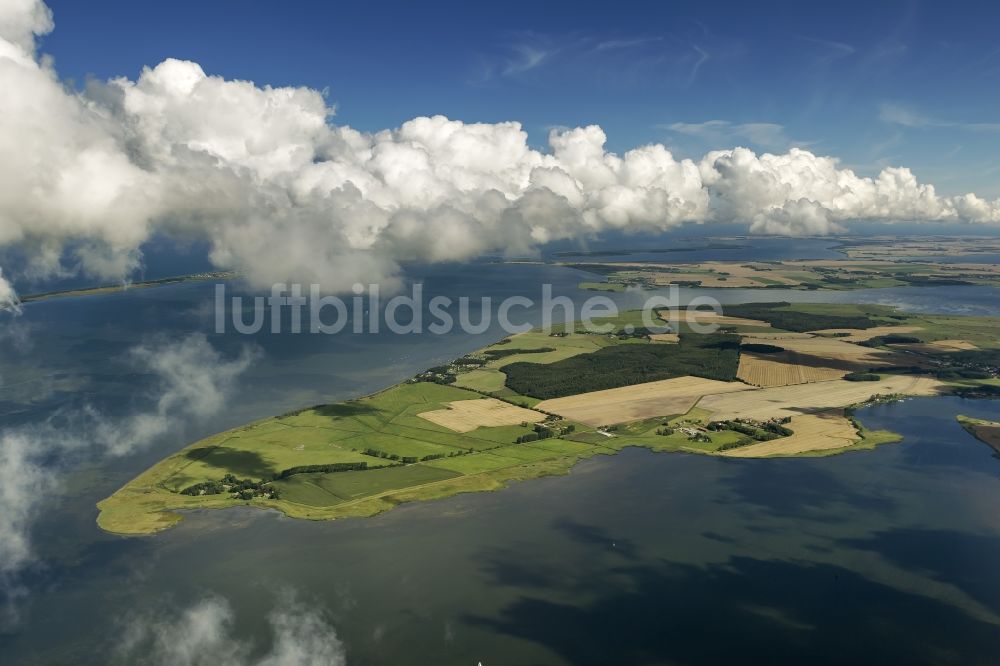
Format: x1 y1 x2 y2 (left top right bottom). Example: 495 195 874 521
98 377 623 534
98 303 999 535
893 314 1000 349
275 464 463 505
97 323 752 536
453 368 507 392
720 302 884 332
482 330 615 366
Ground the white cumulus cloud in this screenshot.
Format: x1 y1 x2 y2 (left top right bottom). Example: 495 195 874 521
0 269 20 311
1 0 999 301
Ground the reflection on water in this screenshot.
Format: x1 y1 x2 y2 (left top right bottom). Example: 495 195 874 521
9 397 1000 665
2 260 1000 664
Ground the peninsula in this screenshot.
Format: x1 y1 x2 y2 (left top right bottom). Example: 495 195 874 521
97 301 999 535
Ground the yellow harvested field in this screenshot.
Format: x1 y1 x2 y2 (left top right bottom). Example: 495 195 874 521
535 376 754 427
700 261 804 286
741 336 900 369
649 333 679 343
896 339 978 353
784 259 900 268
737 353 845 387
738 331 815 340
720 411 860 457
690 313 772 327
698 375 944 421
809 325 924 342
418 398 545 433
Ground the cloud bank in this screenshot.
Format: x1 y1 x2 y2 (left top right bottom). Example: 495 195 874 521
0 334 255 618
117 593 346 666
2 0 1000 301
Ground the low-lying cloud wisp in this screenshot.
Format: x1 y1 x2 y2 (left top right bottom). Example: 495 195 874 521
117 593 347 666
0 334 256 620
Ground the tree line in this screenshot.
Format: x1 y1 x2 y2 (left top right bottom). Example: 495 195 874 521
503 332 741 399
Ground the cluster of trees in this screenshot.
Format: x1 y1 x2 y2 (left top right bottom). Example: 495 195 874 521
717 437 756 451
939 349 1000 379
365 447 399 460
515 422 574 443
482 347 554 360
707 418 793 442
453 356 486 369
936 368 994 380
412 367 456 384
614 327 659 339
946 349 1000 376
412 347 557 385
363 448 456 463
864 348 998 382
844 372 881 381
181 474 280 500
180 480 226 496
897 275 973 286
722 302 878 332
655 427 674 436
952 384 1000 399
854 393 904 409
503 332 740 399
273 462 368 480
859 334 922 347
810 273 859 286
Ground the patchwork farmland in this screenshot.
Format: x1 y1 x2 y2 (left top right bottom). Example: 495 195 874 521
698 375 945 421
535 376 753 426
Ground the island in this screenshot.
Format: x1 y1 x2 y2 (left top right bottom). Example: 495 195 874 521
563 237 1000 291
97 301 1000 535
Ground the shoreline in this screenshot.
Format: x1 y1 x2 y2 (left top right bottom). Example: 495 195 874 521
97 301 998 536
957 415 1000 454
18 271 236 304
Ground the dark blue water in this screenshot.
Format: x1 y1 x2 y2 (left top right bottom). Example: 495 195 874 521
545 236 845 263
7 395 1000 665
2 261 1000 664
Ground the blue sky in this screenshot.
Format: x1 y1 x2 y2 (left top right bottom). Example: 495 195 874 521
38 0 1000 196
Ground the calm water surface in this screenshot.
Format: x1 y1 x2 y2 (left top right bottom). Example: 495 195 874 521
1 260 999 664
